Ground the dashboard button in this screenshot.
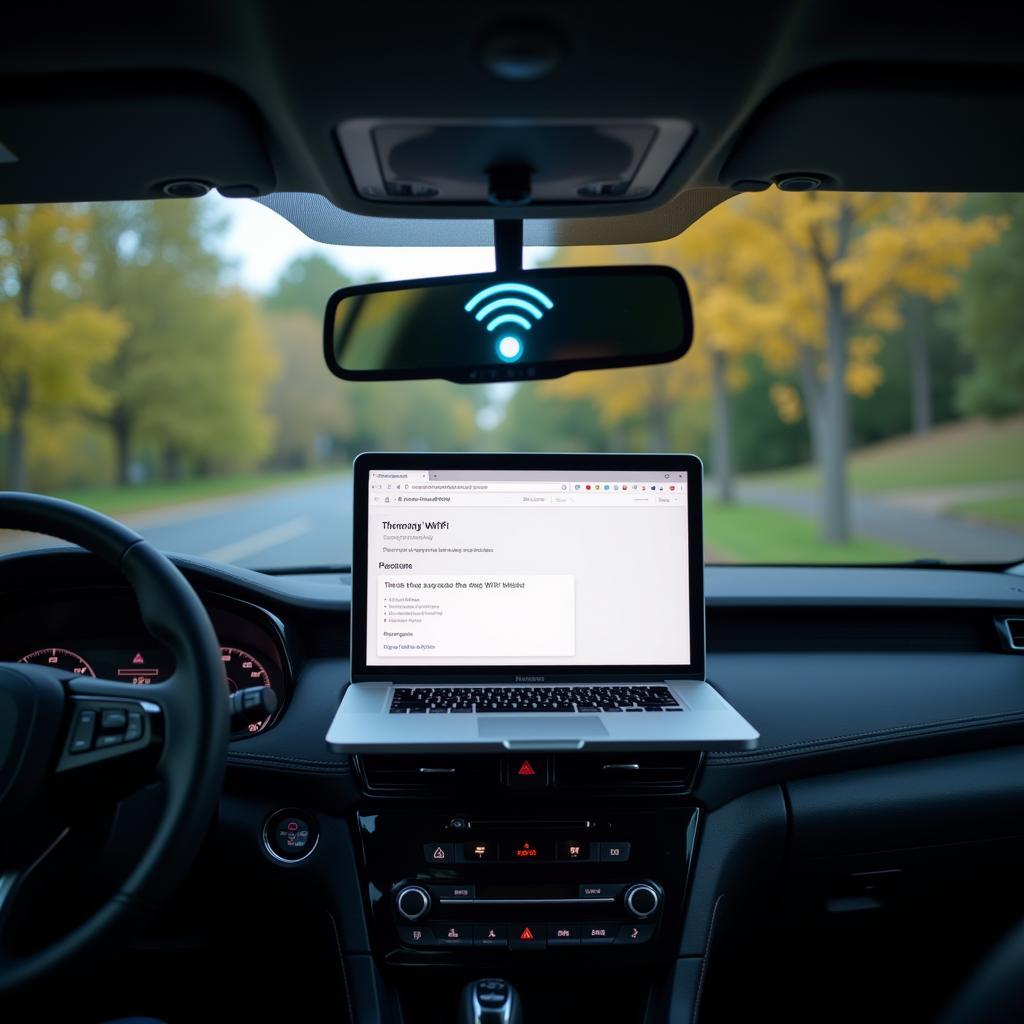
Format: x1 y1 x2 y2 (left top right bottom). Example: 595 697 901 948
437 922 473 947
424 843 455 864
547 923 581 946
601 841 631 862
579 883 624 900
557 840 590 861
398 924 435 947
581 922 616 945
474 923 508 948
264 809 319 862
616 922 655 945
274 817 311 853
510 924 545 950
506 839 551 862
506 756 548 787
396 886 431 921
464 839 497 862
431 884 475 901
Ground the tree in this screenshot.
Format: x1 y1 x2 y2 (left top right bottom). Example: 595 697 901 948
736 191 1004 541
265 253 352 318
0 204 127 489
82 199 276 482
955 194 1024 419
635 207 788 502
543 207 786 501
265 310 354 467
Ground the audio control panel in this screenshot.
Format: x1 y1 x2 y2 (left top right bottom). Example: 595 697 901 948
355 806 698 963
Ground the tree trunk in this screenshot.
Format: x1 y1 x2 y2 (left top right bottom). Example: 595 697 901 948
908 295 932 434
821 285 850 543
647 369 671 452
711 349 734 503
797 347 826 470
112 407 133 486
5 371 29 491
162 446 185 481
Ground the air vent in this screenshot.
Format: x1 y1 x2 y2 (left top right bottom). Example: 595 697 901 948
357 754 501 796
997 617 1024 652
553 752 700 794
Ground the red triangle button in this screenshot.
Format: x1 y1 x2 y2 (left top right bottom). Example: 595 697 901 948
519 926 534 941
517 759 536 777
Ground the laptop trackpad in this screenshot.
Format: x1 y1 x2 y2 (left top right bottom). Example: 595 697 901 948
477 717 608 738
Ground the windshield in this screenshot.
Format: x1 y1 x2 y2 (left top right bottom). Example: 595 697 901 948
0 192 1021 570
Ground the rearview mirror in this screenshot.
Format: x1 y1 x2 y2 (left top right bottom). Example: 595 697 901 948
323 266 693 383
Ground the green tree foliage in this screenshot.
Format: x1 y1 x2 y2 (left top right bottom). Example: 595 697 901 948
83 200 276 481
265 310 354 467
265 253 352 319
0 204 128 489
956 194 1024 418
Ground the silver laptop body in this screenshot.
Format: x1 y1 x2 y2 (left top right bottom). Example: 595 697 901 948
326 453 758 754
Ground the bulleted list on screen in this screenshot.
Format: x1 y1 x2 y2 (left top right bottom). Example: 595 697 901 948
377 574 575 658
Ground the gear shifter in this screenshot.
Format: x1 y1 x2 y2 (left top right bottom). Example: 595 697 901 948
460 978 522 1024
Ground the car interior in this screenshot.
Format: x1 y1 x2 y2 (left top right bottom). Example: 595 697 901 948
2 4 1024 1022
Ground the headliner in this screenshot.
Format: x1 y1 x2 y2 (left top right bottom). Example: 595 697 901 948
2 2 1023 245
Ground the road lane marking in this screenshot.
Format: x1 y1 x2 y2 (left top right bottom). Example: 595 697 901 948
202 516 312 563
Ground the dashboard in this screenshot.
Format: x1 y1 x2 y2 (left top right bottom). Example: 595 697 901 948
3 547 1024 1023
0 583 291 738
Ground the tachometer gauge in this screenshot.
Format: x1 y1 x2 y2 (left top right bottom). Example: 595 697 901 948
221 646 275 733
19 647 96 676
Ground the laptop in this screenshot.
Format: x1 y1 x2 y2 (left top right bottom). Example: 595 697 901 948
326 453 758 753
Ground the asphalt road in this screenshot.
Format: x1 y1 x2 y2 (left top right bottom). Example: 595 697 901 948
0 473 1019 569
0 476 355 570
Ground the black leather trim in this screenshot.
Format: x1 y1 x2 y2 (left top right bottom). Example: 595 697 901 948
697 652 1024 808
226 659 349 775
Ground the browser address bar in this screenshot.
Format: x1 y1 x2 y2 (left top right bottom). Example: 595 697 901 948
407 481 569 492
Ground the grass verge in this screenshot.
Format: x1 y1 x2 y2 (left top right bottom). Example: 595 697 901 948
749 416 1024 493
950 494 1024 530
705 500 929 563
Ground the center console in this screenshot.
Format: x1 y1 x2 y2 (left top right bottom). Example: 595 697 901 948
350 752 702 1022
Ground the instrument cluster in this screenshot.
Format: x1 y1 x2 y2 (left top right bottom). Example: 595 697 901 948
4 588 290 738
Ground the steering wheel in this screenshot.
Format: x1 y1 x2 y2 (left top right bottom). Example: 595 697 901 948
0 493 228 993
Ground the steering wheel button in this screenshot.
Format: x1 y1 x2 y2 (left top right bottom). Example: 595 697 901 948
100 708 128 731
70 709 97 752
124 711 143 742
95 733 123 748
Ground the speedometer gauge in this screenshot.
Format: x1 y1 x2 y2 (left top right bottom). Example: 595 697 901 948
221 646 275 733
19 647 96 676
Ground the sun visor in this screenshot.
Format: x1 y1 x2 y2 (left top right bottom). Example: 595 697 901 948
0 73 275 203
720 65 1024 192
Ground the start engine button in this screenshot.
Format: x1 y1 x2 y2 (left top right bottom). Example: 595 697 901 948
264 809 319 862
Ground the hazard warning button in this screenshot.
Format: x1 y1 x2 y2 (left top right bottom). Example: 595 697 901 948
510 923 546 950
506 755 548 788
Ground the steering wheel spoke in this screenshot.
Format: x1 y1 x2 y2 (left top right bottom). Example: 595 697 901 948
0 826 71 955
55 680 164 782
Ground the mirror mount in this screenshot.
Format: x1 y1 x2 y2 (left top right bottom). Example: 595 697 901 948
494 218 523 274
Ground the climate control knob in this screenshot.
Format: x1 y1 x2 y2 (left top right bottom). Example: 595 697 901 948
395 885 432 921
624 883 660 919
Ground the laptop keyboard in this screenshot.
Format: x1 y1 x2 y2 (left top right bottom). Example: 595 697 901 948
389 685 683 714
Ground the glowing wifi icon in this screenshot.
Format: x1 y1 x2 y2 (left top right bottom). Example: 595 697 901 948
464 282 555 364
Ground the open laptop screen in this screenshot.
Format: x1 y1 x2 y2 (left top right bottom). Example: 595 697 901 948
351 454 704 680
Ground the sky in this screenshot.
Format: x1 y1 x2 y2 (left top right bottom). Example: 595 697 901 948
205 193 548 293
